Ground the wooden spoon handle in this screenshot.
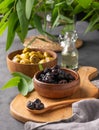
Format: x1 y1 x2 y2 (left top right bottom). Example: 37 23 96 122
48 98 93 111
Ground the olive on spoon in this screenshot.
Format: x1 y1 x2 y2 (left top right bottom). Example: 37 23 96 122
26 98 92 114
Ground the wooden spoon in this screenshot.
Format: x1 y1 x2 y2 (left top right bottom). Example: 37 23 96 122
27 98 93 114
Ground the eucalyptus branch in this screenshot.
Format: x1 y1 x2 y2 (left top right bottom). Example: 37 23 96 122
0 0 99 50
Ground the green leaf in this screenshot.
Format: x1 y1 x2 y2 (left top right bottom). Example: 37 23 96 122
12 72 34 92
16 0 29 41
26 0 34 19
0 22 8 35
73 4 84 14
52 7 59 23
12 72 31 81
46 0 54 4
16 28 23 42
0 9 11 35
27 80 34 92
1 76 21 90
39 64 43 71
52 15 60 28
55 1 65 7
0 9 11 28
85 13 99 33
92 2 99 10
66 0 74 5
18 78 28 96
33 14 44 35
1 72 34 96
77 0 92 9
0 0 14 9
60 15 74 24
6 12 18 51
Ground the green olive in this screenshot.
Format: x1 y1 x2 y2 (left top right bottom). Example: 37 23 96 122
12 48 54 64
12 54 21 63
39 59 46 64
43 52 50 57
20 59 30 64
45 57 53 62
22 47 30 53
30 55 40 63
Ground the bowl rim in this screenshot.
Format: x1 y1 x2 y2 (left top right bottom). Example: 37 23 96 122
7 48 57 66
33 68 80 86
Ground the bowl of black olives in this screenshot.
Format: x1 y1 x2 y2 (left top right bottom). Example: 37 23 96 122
33 65 80 99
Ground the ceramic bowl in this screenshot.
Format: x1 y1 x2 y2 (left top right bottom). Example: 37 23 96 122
33 67 80 99
6 48 57 78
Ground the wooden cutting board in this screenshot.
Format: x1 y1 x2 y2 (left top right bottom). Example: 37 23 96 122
10 66 99 123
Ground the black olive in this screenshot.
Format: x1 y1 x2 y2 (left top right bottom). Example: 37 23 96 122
27 98 45 110
38 65 75 84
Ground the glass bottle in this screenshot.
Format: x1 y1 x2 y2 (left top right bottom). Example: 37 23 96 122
59 31 78 70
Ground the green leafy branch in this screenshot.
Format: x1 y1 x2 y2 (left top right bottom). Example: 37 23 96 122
73 0 99 32
0 0 99 51
1 72 34 96
1 64 43 96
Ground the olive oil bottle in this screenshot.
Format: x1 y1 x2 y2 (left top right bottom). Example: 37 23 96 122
60 31 78 70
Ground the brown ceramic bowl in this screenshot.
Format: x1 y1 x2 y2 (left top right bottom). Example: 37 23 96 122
33 68 80 99
6 49 57 78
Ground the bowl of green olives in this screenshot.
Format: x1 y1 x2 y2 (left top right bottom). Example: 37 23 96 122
7 48 57 78
33 65 80 99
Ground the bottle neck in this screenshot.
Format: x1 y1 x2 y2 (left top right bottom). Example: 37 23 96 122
64 31 78 48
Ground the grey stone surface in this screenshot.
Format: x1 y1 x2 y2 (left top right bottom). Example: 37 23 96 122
0 21 99 130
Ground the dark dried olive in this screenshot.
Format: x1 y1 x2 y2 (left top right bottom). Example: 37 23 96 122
33 98 41 104
35 103 41 110
39 103 44 109
27 98 44 110
43 68 51 74
38 65 75 84
52 65 60 70
27 101 35 109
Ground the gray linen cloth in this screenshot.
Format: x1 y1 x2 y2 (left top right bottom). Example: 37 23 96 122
24 80 99 130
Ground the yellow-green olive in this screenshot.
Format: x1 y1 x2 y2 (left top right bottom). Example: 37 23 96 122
39 59 46 64
45 57 53 62
43 52 50 57
20 59 30 64
30 55 40 63
22 47 30 53
12 54 21 63
12 48 54 64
